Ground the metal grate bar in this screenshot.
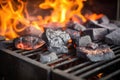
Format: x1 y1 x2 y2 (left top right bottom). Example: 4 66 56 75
71 54 120 76
100 69 120 80
78 58 120 78
53 57 78 69
64 62 92 73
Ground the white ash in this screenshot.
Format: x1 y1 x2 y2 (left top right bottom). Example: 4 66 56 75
79 35 92 47
40 52 58 64
77 45 115 62
46 28 71 54
105 28 120 45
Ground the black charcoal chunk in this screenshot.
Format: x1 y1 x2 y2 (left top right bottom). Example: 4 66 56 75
66 28 80 44
46 29 71 54
97 15 110 24
112 20 120 27
83 28 108 40
85 20 118 32
66 22 86 31
105 28 120 45
14 35 45 50
74 22 86 31
79 35 92 46
77 45 115 62
99 23 118 32
40 52 58 64
18 26 43 37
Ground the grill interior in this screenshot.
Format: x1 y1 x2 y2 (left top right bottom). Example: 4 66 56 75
0 40 120 80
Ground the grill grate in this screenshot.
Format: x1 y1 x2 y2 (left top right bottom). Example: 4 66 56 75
0 40 120 80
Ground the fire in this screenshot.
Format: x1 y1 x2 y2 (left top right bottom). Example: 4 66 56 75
0 0 103 40
0 0 43 39
39 0 86 24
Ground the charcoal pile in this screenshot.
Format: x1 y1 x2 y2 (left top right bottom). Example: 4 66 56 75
12 14 119 63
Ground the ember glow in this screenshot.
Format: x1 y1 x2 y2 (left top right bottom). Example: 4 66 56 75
0 0 103 40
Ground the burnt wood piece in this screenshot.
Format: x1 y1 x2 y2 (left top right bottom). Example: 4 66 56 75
77 45 115 62
0 36 5 41
83 28 108 41
78 35 92 47
105 28 120 45
14 35 45 50
18 26 43 37
40 52 58 64
46 28 71 54
85 20 118 32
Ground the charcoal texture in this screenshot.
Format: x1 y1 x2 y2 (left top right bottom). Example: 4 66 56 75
77 45 115 62
18 26 43 37
46 29 71 54
87 42 98 49
83 28 108 40
74 22 86 31
66 22 86 31
66 28 80 45
97 15 110 24
105 28 120 45
14 35 45 50
85 20 118 32
79 35 92 46
40 52 58 64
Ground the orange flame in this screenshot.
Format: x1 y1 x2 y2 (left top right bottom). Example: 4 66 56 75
39 0 87 25
0 0 103 40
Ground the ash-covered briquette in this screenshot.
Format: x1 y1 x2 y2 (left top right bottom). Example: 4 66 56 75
66 21 86 31
77 45 115 62
84 20 118 32
18 26 43 37
46 28 71 54
14 35 45 50
78 35 92 47
66 28 80 45
105 28 120 45
40 52 58 64
83 28 108 41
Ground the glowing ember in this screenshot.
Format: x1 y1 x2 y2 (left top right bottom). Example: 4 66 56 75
14 36 45 50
